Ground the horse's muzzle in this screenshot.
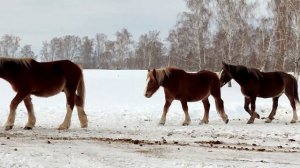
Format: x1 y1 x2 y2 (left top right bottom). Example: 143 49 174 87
144 92 152 98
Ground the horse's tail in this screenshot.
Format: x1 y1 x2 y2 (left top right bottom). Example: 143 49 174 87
75 73 88 128
76 75 85 107
293 75 299 103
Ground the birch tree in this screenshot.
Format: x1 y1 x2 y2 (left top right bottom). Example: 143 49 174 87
0 34 20 57
20 44 36 59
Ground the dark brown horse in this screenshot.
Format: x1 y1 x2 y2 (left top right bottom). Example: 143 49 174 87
144 67 228 125
220 62 299 124
0 58 88 130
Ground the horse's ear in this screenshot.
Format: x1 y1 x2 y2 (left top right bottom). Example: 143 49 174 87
222 61 227 67
147 69 150 72
222 61 229 70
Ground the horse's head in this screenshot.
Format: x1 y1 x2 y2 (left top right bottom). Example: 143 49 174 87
219 62 232 87
144 69 160 98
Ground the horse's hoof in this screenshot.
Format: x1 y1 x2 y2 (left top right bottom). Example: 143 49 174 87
290 120 297 123
158 123 165 126
265 118 272 123
256 113 260 119
246 120 254 124
24 126 33 130
5 126 13 131
199 120 208 125
225 119 229 124
57 127 68 130
81 123 88 128
57 125 69 130
182 121 191 126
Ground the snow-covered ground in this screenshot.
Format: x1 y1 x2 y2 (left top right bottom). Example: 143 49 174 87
0 70 299 168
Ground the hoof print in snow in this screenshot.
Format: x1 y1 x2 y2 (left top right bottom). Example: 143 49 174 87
257 148 266 152
133 140 139 144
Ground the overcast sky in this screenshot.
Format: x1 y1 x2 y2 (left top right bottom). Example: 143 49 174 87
0 0 186 53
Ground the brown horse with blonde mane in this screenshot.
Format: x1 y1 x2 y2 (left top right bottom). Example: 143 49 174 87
0 57 88 130
144 67 229 125
220 62 298 124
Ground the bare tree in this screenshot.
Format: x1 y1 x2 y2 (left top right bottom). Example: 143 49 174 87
215 0 256 64
61 35 81 61
114 28 134 69
20 44 36 59
185 0 212 69
284 0 300 79
100 40 115 69
0 34 21 57
136 31 165 69
94 33 107 68
81 36 94 68
40 41 50 61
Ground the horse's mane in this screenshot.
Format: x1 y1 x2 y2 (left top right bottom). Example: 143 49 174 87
0 57 32 69
154 67 178 84
230 64 263 80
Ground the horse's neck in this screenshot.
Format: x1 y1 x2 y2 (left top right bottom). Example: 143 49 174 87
231 71 247 85
0 61 28 81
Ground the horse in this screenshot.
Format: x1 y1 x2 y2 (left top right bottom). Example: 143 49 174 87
219 62 299 124
144 67 229 125
0 57 88 130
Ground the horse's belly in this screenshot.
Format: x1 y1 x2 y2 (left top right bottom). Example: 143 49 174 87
32 85 65 97
33 90 62 97
258 91 283 98
184 91 210 102
258 86 284 98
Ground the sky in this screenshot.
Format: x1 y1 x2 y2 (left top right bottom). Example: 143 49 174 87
0 0 187 54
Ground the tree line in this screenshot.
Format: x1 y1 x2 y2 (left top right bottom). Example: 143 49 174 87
1 0 300 74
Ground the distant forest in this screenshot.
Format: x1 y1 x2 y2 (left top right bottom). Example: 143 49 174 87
1 0 300 75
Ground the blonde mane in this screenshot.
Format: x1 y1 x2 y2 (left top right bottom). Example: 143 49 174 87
0 57 32 69
155 67 172 85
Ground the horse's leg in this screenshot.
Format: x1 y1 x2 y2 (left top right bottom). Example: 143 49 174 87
244 97 260 119
75 78 88 128
23 96 36 130
287 95 298 123
247 97 258 124
265 97 279 123
214 97 229 124
75 99 88 128
211 84 228 124
58 90 76 130
75 103 88 128
159 98 173 125
5 92 28 130
200 98 210 124
180 100 191 126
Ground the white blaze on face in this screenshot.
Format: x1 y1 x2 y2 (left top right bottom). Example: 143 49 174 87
144 76 150 96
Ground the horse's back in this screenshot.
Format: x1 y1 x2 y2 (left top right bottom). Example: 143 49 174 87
30 60 83 96
164 69 219 101
33 60 82 79
257 71 291 98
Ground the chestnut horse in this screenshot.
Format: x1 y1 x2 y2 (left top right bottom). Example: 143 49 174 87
220 62 299 124
144 67 229 125
0 58 88 130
